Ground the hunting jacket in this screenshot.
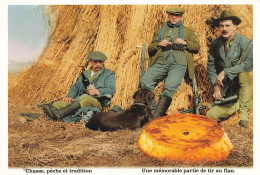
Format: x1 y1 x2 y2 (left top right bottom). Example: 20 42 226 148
67 68 116 100
148 25 200 79
207 32 253 86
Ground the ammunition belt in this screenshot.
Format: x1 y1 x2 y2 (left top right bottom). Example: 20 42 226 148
163 44 186 51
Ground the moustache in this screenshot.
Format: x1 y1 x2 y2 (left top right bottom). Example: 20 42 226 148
222 31 228 34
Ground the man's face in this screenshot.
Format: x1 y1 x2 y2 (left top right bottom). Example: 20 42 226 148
168 13 182 25
219 20 237 40
90 60 104 72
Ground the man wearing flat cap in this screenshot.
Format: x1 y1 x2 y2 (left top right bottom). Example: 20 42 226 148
42 51 116 122
206 10 253 128
140 7 199 119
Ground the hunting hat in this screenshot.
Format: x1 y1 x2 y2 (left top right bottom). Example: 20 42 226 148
166 7 184 15
87 51 107 61
214 10 241 26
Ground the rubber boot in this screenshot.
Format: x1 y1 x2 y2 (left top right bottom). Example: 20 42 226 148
43 100 81 121
153 95 172 119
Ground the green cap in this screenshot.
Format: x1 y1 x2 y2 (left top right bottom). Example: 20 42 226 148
214 10 241 26
87 51 107 61
166 7 184 15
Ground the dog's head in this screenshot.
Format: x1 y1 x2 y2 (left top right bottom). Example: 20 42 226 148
133 89 155 105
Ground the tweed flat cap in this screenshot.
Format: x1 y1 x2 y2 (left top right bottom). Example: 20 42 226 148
87 51 107 61
166 7 184 15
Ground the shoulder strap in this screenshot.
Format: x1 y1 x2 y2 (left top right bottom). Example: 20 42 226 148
237 39 253 65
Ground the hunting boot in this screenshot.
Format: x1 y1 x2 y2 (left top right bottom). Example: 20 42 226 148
43 100 81 121
153 95 172 119
42 103 57 120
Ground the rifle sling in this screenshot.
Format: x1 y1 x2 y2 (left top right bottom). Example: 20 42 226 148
237 39 253 65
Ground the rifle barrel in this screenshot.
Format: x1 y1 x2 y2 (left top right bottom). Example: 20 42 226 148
140 43 146 77
210 95 238 108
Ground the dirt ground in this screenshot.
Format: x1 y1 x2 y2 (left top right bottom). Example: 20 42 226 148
8 103 253 168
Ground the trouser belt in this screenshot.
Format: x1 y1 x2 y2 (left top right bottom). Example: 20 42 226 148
163 44 186 51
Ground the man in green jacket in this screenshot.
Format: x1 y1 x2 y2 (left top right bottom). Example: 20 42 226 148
140 7 199 119
206 10 253 128
42 51 116 122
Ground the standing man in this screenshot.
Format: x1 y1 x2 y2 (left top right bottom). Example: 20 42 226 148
42 51 116 122
140 7 199 119
206 10 253 128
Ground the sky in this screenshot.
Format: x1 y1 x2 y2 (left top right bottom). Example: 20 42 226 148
8 5 50 73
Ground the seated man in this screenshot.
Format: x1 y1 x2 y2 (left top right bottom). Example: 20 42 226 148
206 10 253 128
42 51 116 122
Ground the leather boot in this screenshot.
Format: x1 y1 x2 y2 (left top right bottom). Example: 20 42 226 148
43 100 81 121
153 95 172 119
42 104 57 120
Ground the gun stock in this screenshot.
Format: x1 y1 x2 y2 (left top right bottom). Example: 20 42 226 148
81 72 90 89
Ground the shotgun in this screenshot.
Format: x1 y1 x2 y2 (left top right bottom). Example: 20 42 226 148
180 75 206 114
210 95 237 108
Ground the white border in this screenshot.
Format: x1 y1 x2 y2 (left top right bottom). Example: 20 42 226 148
1 0 260 174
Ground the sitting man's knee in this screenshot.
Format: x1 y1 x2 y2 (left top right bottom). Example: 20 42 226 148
78 94 91 100
78 94 92 106
52 101 68 109
140 77 152 91
140 75 147 85
239 72 252 86
206 109 221 122
78 94 102 110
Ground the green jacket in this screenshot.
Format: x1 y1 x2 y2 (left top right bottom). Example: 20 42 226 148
67 67 116 99
148 25 200 79
207 32 253 86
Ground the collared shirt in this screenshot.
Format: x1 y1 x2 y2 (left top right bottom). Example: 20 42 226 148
223 33 235 57
223 33 236 48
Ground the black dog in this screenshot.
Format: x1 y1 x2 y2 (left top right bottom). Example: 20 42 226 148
85 89 155 131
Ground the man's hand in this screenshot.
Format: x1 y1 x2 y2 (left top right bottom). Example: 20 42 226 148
213 85 222 100
64 97 74 103
216 71 225 87
174 38 187 45
87 85 100 96
158 40 170 47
